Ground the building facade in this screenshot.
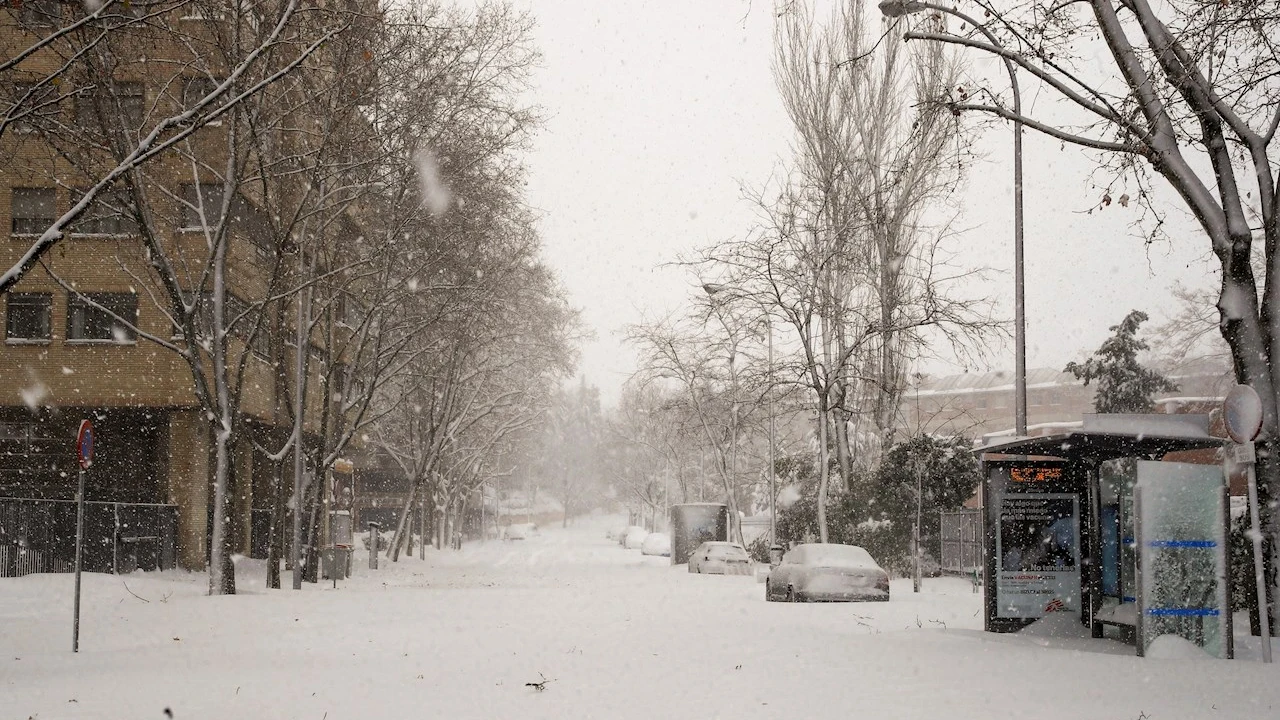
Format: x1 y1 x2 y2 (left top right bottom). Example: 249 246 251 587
901 358 1235 442
1 2 362 571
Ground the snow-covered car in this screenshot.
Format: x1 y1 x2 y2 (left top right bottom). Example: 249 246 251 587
504 523 537 540
640 532 671 557
765 543 890 602
918 553 942 578
623 526 649 549
687 541 752 575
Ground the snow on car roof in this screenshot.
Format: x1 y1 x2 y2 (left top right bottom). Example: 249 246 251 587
797 543 877 567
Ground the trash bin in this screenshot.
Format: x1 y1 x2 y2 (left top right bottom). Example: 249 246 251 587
321 546 350 580
769 544 784 567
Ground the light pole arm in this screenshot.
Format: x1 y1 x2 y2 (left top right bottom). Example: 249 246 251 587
888 1 1026 436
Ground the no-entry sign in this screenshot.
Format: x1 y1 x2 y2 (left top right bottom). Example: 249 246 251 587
1223 384 1264 444
76 420 94 470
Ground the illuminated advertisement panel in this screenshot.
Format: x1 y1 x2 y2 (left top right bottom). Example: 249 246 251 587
995 493 1080 618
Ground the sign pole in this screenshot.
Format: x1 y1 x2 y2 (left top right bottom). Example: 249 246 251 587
72 464 85 653
1223 385 1271 662
72 419 93 653
1243 448 1273 663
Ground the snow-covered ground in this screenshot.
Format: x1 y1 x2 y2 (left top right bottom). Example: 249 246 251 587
3 515 1277 719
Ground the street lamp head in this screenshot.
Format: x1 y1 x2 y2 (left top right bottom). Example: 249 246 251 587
878 0 926 18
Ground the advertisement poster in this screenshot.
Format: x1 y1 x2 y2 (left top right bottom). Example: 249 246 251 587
996 494 1080 618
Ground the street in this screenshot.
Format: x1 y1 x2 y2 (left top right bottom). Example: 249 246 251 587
2 516 1277 719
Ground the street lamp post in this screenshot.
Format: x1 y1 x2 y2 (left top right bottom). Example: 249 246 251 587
878 0 1027 436
702 283 777 545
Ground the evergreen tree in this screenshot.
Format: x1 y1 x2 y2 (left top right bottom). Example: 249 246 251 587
1065 310 1178 413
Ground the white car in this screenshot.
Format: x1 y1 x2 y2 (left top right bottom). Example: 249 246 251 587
688 541 752 575
504 523 537 540
623 526 649 549
640 532 672 557
765 543 890 602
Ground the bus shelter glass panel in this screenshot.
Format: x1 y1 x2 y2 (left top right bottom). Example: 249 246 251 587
1099 458 1139 611
1136 461 1229 659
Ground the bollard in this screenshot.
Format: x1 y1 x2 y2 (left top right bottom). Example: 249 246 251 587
368 521 380 570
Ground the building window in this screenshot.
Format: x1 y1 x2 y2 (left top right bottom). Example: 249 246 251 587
115 81 145 127
11 81 59 132
5 292 52 342
226 294 270 358
11 187 56 235
72 189 138 235
182 76 219 108
180 1 227 20
180 183 225 229
87 0 144 18
67 292 137 343
76 81 144 129
15 0 61 27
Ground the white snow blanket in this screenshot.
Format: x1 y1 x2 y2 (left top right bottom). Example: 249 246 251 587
2 516 1277 719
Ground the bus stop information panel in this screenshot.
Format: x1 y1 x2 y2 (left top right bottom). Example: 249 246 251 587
983 460 1089 633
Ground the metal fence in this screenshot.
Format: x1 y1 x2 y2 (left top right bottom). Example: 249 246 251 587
940 509 983 575
0 497 178 578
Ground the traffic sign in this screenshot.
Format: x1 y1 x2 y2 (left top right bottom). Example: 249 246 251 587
1223 384 1264 444
76 420 94 470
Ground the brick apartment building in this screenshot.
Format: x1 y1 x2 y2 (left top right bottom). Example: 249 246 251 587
901 358 1235 441
899 358 1244 499
0 2 359 570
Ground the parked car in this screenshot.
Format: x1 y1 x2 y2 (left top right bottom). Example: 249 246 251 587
504 523 537 540
623 526 649 549
765 543 890 602
687 541 752 575
640 532 671 557
918 553 942 578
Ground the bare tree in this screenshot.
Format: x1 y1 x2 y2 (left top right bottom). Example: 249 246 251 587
894 0 1280 628
626 302 771 545
0 0 341 293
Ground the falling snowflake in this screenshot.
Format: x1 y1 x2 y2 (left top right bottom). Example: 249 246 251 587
413 148 453 217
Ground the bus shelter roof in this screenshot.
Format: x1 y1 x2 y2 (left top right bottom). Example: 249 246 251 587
977 430 1222 464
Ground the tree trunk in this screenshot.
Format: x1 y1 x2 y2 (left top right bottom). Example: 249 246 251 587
563 470 571 528
834 407 853 490
418 497 427 560
208 418 236 595
303 493 321 584
817 405 830 544
266 458 283 590
388 482 417 563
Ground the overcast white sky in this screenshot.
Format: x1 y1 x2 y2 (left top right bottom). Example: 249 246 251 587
518 0 1221 406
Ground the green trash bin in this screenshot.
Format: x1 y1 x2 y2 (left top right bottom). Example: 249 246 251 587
321 547 350 580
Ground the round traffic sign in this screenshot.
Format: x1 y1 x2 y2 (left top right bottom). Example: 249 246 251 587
77 420 94 470
1223 384 1264 444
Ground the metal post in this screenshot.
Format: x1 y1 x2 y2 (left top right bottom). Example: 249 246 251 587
1247 458 1273 662
879 1 1026 436
112 502 119 575
72 467 86 652
767 317 776 545
912 522 921 593
914 452 923 593
1011 64 1026 437
368 521 380 570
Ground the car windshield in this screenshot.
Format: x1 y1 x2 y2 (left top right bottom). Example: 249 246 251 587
708 545 746 559
3 2 1271 718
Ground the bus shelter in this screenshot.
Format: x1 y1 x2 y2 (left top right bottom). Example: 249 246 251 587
976 414 1232 657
